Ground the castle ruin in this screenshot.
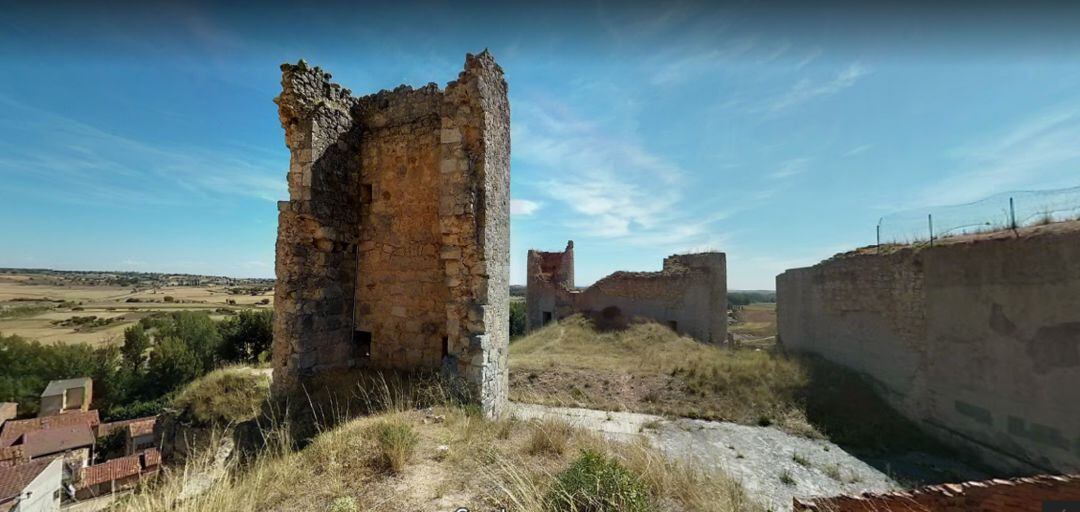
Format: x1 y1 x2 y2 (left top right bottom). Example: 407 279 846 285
271 51 510 415
527 241 727 343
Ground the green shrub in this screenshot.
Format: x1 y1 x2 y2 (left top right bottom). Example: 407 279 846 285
367 420 418 474
546 450 654 512
509 301 527 338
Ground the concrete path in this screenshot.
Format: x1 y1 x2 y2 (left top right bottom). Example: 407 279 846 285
510 403 899 512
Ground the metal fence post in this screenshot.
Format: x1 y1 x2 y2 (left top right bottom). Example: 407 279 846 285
1009 197 1017 232
928 213 934 246
876 220 881 253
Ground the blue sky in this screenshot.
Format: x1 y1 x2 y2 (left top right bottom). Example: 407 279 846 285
2 2 1080 289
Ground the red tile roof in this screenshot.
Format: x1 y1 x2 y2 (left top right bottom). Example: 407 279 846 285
96 416 156 438
20 426 94 458
0 411 100 447
76 448 160 489
0 458 56 503
127 418 156 438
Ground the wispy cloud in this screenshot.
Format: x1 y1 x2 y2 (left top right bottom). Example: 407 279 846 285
514 99 726 249
919 101 1080 206
510 199 542 216
769 158 810 179
0 94 285 207
764 62 871 116
843 144 873 157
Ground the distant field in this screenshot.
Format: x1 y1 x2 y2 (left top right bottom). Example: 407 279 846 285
0 272 272 346
729 302 777 343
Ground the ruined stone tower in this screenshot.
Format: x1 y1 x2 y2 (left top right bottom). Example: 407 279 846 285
271 51 510 415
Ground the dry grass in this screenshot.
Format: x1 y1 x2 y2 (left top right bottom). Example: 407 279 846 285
510 315 951 457
510 315 812 434
171 367 271 426
366 420 418 474
114 405 762 512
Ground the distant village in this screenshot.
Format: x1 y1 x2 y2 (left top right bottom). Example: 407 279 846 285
0 378 159 511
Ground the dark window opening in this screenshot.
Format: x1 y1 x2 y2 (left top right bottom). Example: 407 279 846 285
668 321 678 332
353 330 372 359
542 311 553 325
441 336 449 359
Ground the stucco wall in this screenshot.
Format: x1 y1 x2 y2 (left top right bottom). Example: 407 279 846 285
777 229 1080 473
15 458 61 512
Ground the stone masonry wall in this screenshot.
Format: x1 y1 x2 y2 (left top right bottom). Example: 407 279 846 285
777 226 1080 473
272 51 510 416
527 244 727 343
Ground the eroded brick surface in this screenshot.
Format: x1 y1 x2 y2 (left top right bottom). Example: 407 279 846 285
272 51 510 415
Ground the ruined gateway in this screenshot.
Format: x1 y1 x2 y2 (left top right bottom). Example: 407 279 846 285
527 241 728 343
271 51 510 415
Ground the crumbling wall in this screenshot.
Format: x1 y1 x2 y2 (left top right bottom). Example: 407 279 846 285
794 473 1080 512
525 241 577 330
527 244 727 343
272 51 510 415
777 228 1080 473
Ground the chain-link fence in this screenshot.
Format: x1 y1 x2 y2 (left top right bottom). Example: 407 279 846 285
877 185 1080 246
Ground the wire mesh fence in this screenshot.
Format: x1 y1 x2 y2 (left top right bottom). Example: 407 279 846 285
877 185 1080 246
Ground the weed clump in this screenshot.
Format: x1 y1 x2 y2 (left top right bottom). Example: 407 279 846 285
546 450 654 512
525 419 575 457
367 420 418 474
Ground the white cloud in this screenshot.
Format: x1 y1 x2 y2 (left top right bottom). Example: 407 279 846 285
769 158 810 180
843 144 873 157
0 94 286 207
514 100 726 250
510 199 542 216
919 102 1080 206
765 62 871 115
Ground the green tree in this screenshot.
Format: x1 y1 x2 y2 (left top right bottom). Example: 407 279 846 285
121 324 151 367
509 301 527 338
218 310 273 363
146 335 201 397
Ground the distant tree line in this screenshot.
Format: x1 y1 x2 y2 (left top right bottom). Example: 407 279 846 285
727 291 776 307
0 310 273 421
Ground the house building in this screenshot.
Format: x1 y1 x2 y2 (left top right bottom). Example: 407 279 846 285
73 449 160 500
0 457 62 512
38 379 92 418
0 412 100 450
0 405 15 431
95 416 156 456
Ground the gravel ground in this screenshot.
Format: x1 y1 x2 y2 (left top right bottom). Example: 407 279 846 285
509 403 899 511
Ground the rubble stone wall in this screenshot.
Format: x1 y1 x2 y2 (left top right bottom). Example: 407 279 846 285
527 244 727 343
272 51 510 415
777 229 1080 473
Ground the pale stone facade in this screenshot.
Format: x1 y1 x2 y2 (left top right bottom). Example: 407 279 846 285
272 51 510 415
527 242 728 344
777 225 1080 473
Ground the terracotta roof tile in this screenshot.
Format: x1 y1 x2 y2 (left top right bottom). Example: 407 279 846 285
0 458 55 503
127 418 156 438
76 448 160 489
20 426 94 458
0 411 100 447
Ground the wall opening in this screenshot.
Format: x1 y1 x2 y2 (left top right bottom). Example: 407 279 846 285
542 311 553 325
441 336 448 359
353 330 372 359
668 320 678 331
